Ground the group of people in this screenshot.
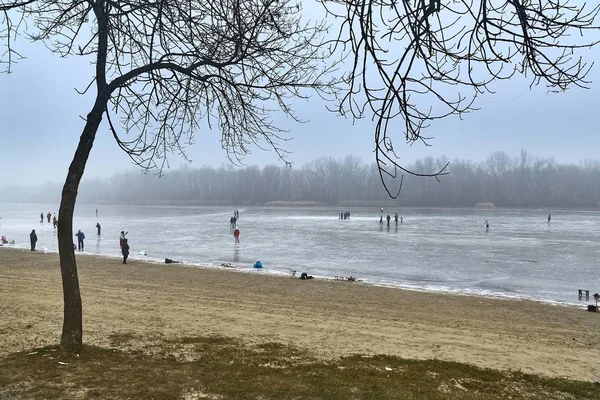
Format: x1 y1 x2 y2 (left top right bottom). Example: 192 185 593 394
339 211 351 220
39 212 58 228
378 211 403 227
229 210 241 244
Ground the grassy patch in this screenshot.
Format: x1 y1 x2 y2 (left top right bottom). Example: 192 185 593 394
0 336 598 400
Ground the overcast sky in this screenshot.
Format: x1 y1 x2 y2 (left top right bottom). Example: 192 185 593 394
1 7 599 187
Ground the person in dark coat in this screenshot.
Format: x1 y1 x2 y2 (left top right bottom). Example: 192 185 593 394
75 230 85 251
40 213 44 223
96 223 101 236
122 238 130 264
30 229 37 251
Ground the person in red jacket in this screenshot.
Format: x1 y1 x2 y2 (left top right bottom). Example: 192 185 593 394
234 228 240 244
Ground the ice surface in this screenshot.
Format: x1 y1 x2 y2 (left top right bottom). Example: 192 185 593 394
1 203 598 305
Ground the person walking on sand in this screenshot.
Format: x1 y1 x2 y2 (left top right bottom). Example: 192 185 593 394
96 222 101 236
30 229 37 251
234 228 240 244
122 238 130 264
75 230 85 251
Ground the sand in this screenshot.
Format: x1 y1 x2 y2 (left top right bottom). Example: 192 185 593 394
1 248 599 381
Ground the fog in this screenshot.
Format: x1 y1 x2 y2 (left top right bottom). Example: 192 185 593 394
2 151 600 208
1 3 599 188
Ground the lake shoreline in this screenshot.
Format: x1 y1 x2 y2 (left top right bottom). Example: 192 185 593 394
1 247 599 381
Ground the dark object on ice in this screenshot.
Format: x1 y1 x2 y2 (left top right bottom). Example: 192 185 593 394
347 276 356 282
588 305 597 312
165 258 181 264
578 289 590 299
300 272 313 280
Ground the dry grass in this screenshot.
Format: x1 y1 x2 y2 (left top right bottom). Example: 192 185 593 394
1 334 599 400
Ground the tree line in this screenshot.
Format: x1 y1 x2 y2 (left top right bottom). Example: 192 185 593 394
5 150 600 208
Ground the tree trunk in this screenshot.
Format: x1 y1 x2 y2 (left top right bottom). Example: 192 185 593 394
58 101 105 353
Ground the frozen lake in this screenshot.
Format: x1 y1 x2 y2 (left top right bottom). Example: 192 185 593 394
1 203 599 305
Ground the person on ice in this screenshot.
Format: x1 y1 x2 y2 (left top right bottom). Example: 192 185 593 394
30 229 37 251
386 214 391 227
234 228 240 244
40 213 44 223
47 212 51 223
75 230 85 251
96 222 101 236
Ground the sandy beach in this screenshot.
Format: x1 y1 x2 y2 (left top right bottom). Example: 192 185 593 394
1 248 599 382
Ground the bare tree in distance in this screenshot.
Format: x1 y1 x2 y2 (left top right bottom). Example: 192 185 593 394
319 0 600 196
0 0 339 353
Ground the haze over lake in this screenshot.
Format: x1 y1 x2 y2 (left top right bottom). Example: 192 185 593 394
1 203 598 306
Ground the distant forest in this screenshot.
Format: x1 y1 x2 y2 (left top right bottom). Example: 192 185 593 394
3 150 600 208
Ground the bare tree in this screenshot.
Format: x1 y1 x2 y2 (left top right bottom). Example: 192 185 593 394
320 0 599 196
1 0 338 352
2 0 599 354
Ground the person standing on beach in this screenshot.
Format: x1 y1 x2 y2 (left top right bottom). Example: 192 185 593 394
30 229 37 251
119 231 128 249
75 230 85 251
96 223 101 236
234 228 240 244
122 238 130 264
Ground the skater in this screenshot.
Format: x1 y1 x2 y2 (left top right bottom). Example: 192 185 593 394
46 212 51 223
484 220 490 230
122 238 130 264
386 214 391 227
379 214 383 225
394 213 399 226
96 222 101 236
75 230 85 251
52 214 58 229
234 228 240 244
30 229 37 251
40 213 43 223
548 214 551 223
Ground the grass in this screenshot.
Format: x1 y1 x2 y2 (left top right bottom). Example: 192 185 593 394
1 334 598 400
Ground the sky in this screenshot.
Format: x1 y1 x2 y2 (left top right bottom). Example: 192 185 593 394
0 4 599 187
